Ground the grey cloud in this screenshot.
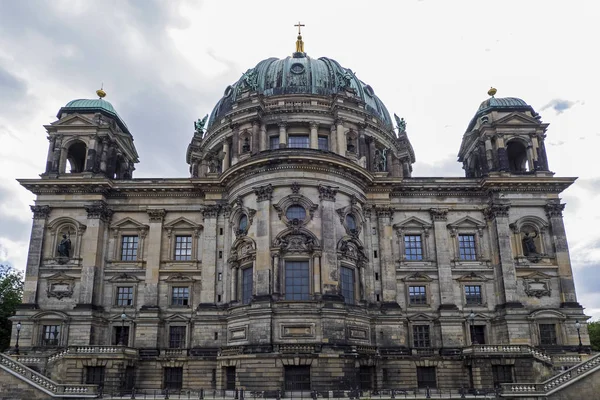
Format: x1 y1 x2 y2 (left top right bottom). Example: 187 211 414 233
541 99 578 115
0 66 27 104
412 155 464 177
573 264 600 296
561 195 581 215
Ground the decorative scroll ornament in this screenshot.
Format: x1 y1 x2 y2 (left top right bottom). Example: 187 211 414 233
46 273 75 300
31 205 51 219
273 233 317 253
523 275 552 298
85 202 113 222
318 184 338 201
291 182 301 194
254 184 274 202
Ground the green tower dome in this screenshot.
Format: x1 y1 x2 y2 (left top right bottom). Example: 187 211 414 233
58 97 130 134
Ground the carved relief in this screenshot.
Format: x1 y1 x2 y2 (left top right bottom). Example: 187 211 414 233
545 202 565 218
202 205 221 219
318 184 338 202
85 202 113 222
31 205 51 219
254 184 273 202
147 209 166 222
429 208 448 221
46 273 75 300
523 272 552 298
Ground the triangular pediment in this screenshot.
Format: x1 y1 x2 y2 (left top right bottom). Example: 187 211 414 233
447 216 486 229
50 114 97 127
164 217 202 229
402 272 433 282
408 312 434 322
165 314 190 322
111 217 149 230
494 112 541 126
522 271 552 280
456 272 489 282
394 216 432 230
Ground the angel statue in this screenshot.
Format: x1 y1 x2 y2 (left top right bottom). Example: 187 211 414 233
194 115 208 136
394 114 407 134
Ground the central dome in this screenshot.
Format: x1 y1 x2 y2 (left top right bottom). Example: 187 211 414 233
209 55 393 129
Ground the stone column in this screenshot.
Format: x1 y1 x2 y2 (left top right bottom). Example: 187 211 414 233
45 136 56 173
429 208 456 308
254 184 273 297
259 123 267 151
231 126 239 165
278 122 287 148
79 203 112 306
143 209 166 308
385 150 393 174
369 138 376 172
336 119 345 155
376 207 396 303
392 154 401 177
51 135 63 173
526 145 535 172
330 124 337 153
85 135 98 172
545 202 579 306
272 254 280 296
222 141 230 171
313 253 322 297
22 206 51 304
310 122 319 149
530 135 540 170
99 139 109 173
230 265 238 301
251 121 260 154
495 135 509 172
363 207 376 302
318 185 339 296
485 138 494 171
200 205 220 304
486 202 520 305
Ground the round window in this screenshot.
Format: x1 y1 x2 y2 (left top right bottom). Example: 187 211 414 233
346 214 357 231
239 214 248 231
286 205 306 221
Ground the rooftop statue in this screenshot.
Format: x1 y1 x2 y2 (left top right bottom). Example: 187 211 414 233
194 115 208 136
394 114 406 134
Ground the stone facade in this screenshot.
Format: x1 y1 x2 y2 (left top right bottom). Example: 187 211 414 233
8 48 591 393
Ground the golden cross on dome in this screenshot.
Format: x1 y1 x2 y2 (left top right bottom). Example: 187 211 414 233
294 21 305 35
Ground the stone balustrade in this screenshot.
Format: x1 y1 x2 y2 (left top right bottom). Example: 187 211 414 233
70 345 138 356
463 344 552 363
161 348 188 357
0 353 98 398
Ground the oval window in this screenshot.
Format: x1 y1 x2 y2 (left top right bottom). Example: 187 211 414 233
239 214 248 231
346 214 357 231
286 205 306 221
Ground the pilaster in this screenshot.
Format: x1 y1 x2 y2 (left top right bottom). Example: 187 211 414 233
143 208 166 308
22 205 51 304
200 205 220 304
254 188 272 298
318 184 339 295
376 207 396 303
429 208 457 310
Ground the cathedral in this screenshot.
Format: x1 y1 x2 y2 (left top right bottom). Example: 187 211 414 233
4 29 594 396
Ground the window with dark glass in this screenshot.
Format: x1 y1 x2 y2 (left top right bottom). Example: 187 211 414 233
174 235 192 261
121 235 139 261
239 214 248 232
465 285 482 305
340 266 355 304
171 287 190 306
42 325 60 346
471 325 485 345
225 367 236 391
346 214 357 231
163 367 183 390
359 366 374 390
318 136 329 151
285 261 310 300
458 234 477 260
113 326 130 346
404 235 423 260
116 286 134 306
270 136 280 149
284 366 311 391
169 326 186 348
492 365 513 387
416 367 437 389
86 366 105 387
539 324 557 345
242 267 253 304
288 135 310 148
286 205 306 221
409 286 427 305
412 325 431 348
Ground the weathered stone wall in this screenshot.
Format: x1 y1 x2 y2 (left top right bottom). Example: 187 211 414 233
0 368 55 400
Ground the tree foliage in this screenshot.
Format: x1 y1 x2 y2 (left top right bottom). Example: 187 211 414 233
0 264 24 352
589 320 600 352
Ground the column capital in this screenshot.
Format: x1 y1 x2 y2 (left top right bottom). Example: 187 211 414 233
85 202 113 222
30 205 51 220
545 201 566 218
254 184 273 202
202 204 221 219
318 184 338 202
375 207 393 220
429 208 448 221
309 121 319 130
278 121 287 129
146 208 167 223
484 203 510 220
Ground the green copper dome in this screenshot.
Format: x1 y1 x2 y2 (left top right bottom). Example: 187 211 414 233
58 98 130 134
466 96 538 132
209 55 393 129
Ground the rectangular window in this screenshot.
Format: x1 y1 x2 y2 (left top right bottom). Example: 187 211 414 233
539 324 557 345
113 326 130 346
174 235 192 261
171 287 190 306
270 136 280 150
340 266 355 304
458 234 477 261
86 366 105 387
412 325 431 348
121 235 139 261
284 366 311 391
169 326 186 348
163 367 183 390
288 135 310 148
318 136 329 151
465 285 483 305
359 366 374 390
409 286 427 305
471 325 485 345
285 260 310 301
416 366 437 389
404 235 423 260
42 325 60 346
492 365 513 387
242 267 253 305
225 366 236 391
116 286 134 306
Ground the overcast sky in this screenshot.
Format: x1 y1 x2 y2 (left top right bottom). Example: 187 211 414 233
0 0 598 319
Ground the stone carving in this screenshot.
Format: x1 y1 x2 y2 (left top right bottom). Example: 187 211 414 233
147 209 166 222
237 68 258 93
194 115 208 137
484 204 510 220
429 208 448 221
545 202 565 218
273 232 318 253
522 232 539 256
242 137 251 153
318 184 338 202
57 234 71 258
337 68 353 89
85 202 113 222
376 207 393 219
254 184 274 202
207 152 222 174
290 182 300 194
524 278 551 298
46 273 75 300
394 114 407 134
202 205 221 219
373 149 387 172
31 205 51 219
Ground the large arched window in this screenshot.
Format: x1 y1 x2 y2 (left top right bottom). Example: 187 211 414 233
346 214 357 231
506 140 528 173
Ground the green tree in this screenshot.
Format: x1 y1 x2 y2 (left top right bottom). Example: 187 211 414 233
0 264 24 352
589 320 600 352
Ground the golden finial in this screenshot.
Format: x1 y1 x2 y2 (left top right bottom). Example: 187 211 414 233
96 83 106 99
294 21 305 53
487 87 497 97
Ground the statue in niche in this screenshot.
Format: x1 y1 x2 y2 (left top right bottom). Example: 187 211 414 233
522 231 539 256
346 136 355 153
394 114 407 134
57 234 71 258
242 137 251 153
373 149 387 172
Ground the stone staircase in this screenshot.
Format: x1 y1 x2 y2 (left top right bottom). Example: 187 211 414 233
0 352 98 398
501 352 600 398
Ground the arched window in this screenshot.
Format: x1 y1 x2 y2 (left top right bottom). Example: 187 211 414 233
346 214 357 231
506 141 529 173
65 141 87 173
239 214 248 232
286 205 306 221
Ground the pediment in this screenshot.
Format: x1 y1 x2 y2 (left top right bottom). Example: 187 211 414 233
164 217 202 229
522 271 552 280
50 114 96 127
407 313 434 322
108 273 140 283
456 272 489 282
530 309 566 320
494 112 540 126
31 310 69 320
109 312 134 321
394 216 432 230
165 314 190 322
46 272 76 282
402 272 433 282
165 273 195 282
447 216 486 229
111 217 149 230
